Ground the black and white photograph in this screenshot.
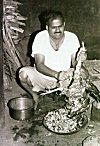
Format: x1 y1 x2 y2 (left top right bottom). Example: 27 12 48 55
1 0 100 146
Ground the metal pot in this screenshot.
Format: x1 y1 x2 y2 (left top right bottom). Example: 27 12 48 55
7 97 34 121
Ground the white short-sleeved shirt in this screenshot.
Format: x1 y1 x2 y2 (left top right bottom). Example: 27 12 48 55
31 30 80 72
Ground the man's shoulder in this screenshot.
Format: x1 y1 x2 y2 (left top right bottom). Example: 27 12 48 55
36 30 48 37
64 31 78 38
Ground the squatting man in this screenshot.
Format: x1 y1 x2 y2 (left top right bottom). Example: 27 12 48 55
18 10 87 110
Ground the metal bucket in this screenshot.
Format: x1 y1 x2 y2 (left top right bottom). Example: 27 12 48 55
7 97 34 121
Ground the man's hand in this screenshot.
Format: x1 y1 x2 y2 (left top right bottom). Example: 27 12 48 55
57 68 74 88
77 42 87 62
58 68 74 81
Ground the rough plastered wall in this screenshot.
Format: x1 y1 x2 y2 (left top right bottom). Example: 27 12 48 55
18 0 100 61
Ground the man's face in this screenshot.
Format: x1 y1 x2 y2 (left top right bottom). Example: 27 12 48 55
47 18 65 40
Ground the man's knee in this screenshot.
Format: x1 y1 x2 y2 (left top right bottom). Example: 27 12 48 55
18 67 33 86
18 68 28 82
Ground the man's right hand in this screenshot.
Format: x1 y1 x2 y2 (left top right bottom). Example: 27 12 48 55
56 68 74 88
58 68 74 81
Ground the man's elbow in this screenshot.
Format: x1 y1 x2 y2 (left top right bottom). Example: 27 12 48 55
35 63 42 72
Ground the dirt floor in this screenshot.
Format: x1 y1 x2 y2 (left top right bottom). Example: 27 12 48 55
1 75 100 146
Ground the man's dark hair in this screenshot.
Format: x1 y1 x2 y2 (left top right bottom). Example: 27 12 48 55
45 10 65 26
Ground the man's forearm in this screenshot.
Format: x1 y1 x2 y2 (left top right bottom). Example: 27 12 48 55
35 63 58 79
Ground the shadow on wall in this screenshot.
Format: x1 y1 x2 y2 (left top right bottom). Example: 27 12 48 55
27 8 100 61
18 0 100 60
27 30 40 66
26 10 50 66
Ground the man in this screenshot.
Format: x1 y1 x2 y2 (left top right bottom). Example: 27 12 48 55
18 10 85 110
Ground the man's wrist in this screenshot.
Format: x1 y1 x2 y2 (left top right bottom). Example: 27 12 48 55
54 72 58 79
54 71 62 80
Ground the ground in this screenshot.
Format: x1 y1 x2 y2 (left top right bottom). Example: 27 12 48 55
1 73 100 146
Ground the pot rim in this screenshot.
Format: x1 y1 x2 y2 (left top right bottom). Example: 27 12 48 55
7 97 34 111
